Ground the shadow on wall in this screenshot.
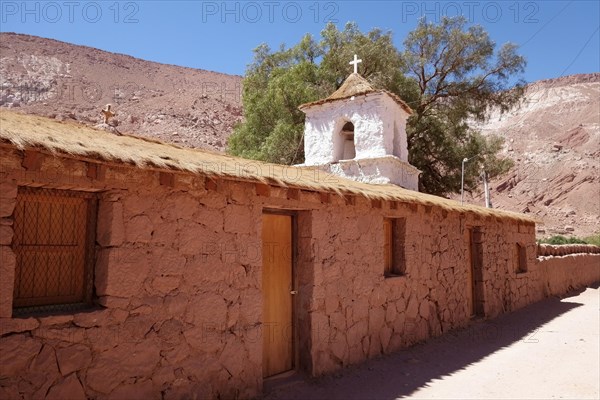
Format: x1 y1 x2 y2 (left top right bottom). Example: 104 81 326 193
264 288 589 400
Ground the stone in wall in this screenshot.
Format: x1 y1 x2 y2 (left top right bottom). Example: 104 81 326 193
0 180 17 218
0 246 16 317
96 200 125 247
46 373 86 400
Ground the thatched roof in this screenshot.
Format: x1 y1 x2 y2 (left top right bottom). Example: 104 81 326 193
299 73 413 115
328 73 375 100
0 110 534 223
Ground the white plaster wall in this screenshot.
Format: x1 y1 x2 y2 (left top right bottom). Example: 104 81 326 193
353 97 386 160
313 156 420 190
303 116 337 165
384 96 410 162
304 93 406 165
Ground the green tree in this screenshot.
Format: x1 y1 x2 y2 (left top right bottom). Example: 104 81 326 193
228 23 405 164
404 17 525 195
228 18 526 196
227 36 324 164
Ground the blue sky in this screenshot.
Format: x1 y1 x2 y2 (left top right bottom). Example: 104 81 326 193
1 1 598 83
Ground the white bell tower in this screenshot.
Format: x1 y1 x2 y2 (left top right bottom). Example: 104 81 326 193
298 56 420 191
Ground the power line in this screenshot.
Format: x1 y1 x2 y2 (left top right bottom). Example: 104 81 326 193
489 25 599 139
521 1 573 48
560 26 600 76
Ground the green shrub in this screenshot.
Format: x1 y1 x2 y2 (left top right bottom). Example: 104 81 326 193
583 234 600 247
540 235 587 245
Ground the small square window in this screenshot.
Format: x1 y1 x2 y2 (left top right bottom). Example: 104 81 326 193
384 218 407 277
516 243 527 273
12 187 97 315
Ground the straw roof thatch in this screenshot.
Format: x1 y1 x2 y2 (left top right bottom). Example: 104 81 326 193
298 73 413 115
328 73 376 100
0 110 534 223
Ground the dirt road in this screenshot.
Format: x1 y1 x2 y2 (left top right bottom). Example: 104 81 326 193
265 286 600 399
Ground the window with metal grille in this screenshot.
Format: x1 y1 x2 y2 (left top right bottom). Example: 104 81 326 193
12 187 97 314
384 217 407 277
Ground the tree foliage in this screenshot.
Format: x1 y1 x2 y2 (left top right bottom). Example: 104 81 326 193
228 18 526 196
404 17 525 194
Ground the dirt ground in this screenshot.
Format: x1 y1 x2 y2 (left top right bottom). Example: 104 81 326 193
264 286 600 400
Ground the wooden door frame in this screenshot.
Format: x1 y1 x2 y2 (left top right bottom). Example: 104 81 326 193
262 209 299 377
469 226 485 318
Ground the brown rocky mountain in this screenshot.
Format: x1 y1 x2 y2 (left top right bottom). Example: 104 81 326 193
0 32 242 151
465 73 599 238
1 33 597 238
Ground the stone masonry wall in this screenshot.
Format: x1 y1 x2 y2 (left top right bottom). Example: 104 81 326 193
537 254 600 296
301 201 541 375
537 243 600 257
0 147 597 399
480 219 541 318
0 148 263 399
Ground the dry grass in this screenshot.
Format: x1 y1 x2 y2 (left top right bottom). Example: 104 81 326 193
328 73 375 100
299 73 413 114
0 110 534 223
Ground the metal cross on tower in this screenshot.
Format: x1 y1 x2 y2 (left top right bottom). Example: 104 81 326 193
349 54 362 74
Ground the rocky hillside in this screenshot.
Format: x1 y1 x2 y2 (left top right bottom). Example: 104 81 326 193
467 73 599 238
0 33 243 151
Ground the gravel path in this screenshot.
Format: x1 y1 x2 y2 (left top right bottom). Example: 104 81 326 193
264 286 600 400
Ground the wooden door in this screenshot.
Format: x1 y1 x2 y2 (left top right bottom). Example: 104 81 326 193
467 228 474 316
262 213 294 378
469 227 485 317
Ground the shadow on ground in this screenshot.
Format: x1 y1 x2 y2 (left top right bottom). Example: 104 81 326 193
263 291 586 400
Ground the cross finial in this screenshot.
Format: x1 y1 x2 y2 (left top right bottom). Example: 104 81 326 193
349 54 362 74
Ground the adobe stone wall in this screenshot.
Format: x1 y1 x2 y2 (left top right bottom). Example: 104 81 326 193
304 203 466 375
537 243 600 256
0 147 264 399
480 219 542 318
537 254 600 296
301 201 541 375
1 146 598 399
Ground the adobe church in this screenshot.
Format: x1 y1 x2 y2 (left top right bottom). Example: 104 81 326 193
299 55 420 191
0 56 598 400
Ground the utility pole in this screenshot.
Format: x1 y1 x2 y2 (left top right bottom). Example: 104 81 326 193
481 169 492 208
461 158 468 205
